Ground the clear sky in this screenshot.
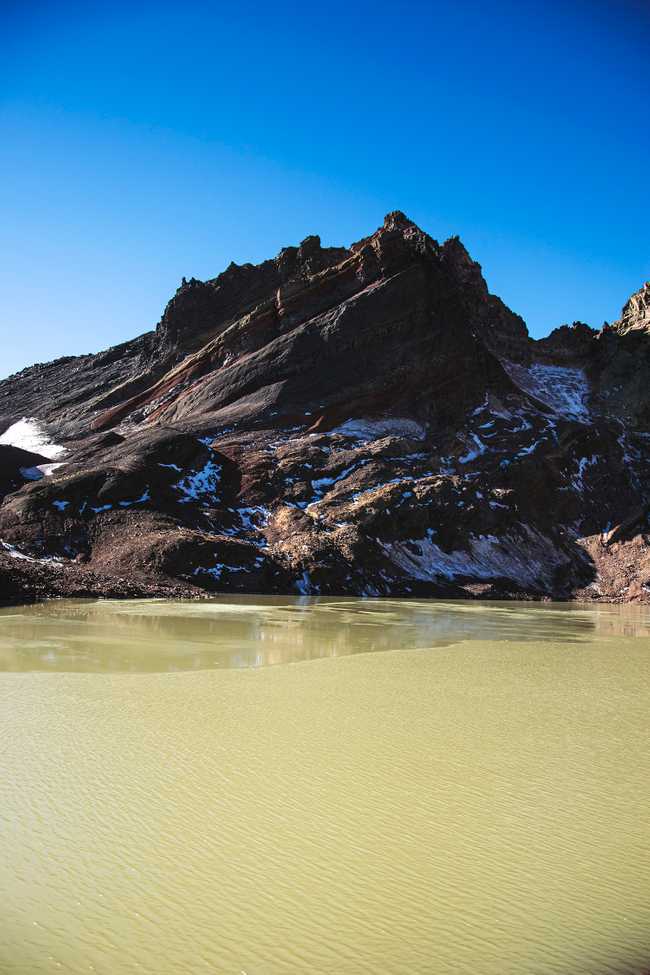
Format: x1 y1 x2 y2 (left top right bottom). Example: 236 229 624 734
1 0 648 379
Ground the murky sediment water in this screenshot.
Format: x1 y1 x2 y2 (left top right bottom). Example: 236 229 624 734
0 598 649 974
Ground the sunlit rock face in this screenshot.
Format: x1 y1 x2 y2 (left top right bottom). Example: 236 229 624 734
613 281 650 335
1 212 650 603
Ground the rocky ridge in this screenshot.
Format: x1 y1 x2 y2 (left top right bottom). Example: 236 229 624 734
1 212 650 603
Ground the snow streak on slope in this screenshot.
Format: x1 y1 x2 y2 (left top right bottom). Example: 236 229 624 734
331 418 427 442
382 527 568 590
503 363 590 421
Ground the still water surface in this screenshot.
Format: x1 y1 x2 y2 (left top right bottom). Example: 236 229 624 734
0 597 649 973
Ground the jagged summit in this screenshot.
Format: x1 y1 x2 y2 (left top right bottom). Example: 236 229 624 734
1 212 649 605
613 280 650 334
383 209 413 227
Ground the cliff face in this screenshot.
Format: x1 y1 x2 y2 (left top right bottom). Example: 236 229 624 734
1 212 649 603
613 281 650 335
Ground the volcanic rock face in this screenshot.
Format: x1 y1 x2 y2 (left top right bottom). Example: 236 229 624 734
1 212 650 602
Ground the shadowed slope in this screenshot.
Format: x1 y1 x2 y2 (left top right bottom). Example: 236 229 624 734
1 214 649 603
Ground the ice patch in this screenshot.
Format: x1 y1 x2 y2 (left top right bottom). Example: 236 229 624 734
20 462 66 481
20 467 43 481
0 418 66 459
52 500 69 511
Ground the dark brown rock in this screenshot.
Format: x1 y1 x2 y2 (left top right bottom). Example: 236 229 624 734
1 212 650 604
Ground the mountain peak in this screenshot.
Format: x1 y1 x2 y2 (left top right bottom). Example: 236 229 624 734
613 280 650 335
2 213 650 604
382 210 417 231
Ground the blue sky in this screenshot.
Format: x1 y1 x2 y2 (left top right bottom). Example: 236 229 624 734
1 0 648 378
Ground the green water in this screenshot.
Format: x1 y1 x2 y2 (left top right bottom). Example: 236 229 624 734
0 598 649 974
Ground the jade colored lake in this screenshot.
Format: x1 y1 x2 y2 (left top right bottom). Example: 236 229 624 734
0 597 649 974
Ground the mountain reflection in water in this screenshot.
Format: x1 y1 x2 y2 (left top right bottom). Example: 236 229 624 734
1 596 650 672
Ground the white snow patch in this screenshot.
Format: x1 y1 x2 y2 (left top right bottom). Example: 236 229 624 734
438 456 456 474
1 540 35 561
294 571 314 595
193 563 254 580
508 415 533 434
571 455 598 492
382 526 566 589
503 362 590 422
118 489 151 508
0 418 66 459
311 461 368 496
361 584 381 597
174 460 221 504
237 506 270 531
303 461 374 509
617 430 640 481
488 402 515 421
310 475 336 492
1 539 63 565
515 438 545 459
459 433 487 464
470 396 488 416
330 418 427 442
196 430 233 447
349 472 434 504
